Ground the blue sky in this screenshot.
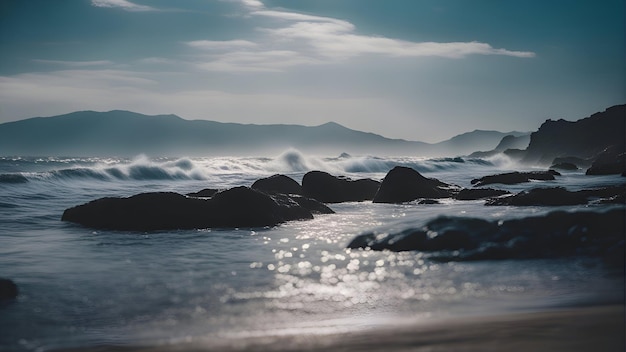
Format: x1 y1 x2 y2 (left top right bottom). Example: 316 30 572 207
0 0 624 142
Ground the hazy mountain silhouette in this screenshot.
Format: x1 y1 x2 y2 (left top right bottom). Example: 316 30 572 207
0 110 523 157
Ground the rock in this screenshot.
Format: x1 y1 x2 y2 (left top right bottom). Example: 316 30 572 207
485 187 608 206
251 174 303 195
0 278 18 300
552 156 591 168
347 209 625 264
418 199 440 205
521 104 625 165
456 188 511 200
586 145 626 175
302 171 380 203
62 187 316 231
372 166 459 203
549 162 579 171
269 192 334 215
186 188 219 198
470 170 560 187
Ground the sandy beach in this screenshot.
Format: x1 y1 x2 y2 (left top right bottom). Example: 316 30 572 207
54 305 624 352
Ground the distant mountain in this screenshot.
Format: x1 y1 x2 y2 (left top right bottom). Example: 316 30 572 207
432 129 528 156
0 110 524 157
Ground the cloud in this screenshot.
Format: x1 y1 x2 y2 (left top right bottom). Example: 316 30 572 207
32 59 115 67
91 0 156 11
185 40 258 50
185 0 534 73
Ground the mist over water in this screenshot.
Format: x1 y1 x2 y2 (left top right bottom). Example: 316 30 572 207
0 150 623 351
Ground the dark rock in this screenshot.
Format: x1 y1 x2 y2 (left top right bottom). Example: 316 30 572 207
302 171 380 203
347 209 625 264
549 162 579 171
456 188 510 200
470 170 560 187
270 193 334 215
586 145 626 175
251 174 303 195
186 188 219 198
418 199 440 205
485 186 624 206
62 187 316 231
372 166 460 203
0 278 18 300
522 104 625 165
552 156 591 168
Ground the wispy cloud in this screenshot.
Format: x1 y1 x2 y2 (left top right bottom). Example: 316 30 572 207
32 59 115 67
185 0 535 73
185 40 258 50
91 0 156 12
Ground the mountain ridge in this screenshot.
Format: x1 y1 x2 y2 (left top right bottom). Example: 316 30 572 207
0 110 524 157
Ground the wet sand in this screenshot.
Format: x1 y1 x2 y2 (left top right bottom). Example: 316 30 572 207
55 305 625 352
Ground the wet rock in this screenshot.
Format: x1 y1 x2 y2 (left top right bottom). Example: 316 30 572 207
62 187 316 231
302 171 380 203
586 145 626 175
251 174 303 195
186 188 219 198
485 186 625 206
0 278 18 300
549 162 579 171
347 209 625 264
456 188 510 200
372 166 460 203
485 187 587 206
470 170 560 187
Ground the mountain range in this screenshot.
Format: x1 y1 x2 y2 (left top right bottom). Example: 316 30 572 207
0 110 527 157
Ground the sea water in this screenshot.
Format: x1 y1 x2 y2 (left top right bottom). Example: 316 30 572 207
0 150 623 351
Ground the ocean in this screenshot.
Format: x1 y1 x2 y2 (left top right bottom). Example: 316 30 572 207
0 150 624 351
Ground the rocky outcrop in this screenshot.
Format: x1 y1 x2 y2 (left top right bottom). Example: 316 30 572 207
522 105 625 165
470 170 560 187
455 188 510 200
0 278 18 300
251 174 303 195
347 209 624 264
62 187 320 231
186 188 219 198
586 145 626 175
302 171 380 203
549 162 579 171
372 166 460 203
468 134 530 158
485 185 625 206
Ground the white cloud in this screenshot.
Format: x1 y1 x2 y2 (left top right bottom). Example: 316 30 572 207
186 0 534 73
185 40 258 50
240 0 264 10
91 0 155 11
32 59 115 67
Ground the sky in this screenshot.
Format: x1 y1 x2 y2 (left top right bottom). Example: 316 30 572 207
0 0 624 143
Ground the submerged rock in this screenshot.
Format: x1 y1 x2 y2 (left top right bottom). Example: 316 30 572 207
251 174 303 195
485 185 625 206
347 209 625 263
62 187 317 231
302 171 380 203
372 166 460 203
0 278 18 300
470 170 560 187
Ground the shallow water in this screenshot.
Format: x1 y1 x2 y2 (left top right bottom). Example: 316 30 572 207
0 151 623 351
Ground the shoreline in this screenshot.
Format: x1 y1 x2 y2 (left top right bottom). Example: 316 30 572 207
53 304 625 352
